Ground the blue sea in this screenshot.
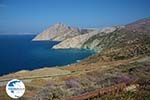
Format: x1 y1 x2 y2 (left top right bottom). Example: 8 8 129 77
0 35 94 76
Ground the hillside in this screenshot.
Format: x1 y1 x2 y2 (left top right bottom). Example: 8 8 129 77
82 18 150 56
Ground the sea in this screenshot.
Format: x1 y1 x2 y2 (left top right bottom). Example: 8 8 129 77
0 35 94 76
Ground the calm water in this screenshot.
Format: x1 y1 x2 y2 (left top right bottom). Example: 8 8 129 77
0 35 93 76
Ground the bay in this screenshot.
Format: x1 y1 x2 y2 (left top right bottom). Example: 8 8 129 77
0 35 93 76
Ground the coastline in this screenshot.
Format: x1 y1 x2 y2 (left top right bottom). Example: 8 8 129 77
0 35 94 76
0 49 96 81
0 52 149 99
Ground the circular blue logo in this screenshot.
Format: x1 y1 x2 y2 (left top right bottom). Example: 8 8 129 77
6 79 25 99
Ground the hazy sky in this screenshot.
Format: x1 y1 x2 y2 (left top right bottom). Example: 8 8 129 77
0 0 150 34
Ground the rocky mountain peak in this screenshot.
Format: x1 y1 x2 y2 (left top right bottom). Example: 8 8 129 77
32 23 82 41
51 22 79 32
53 22 67 28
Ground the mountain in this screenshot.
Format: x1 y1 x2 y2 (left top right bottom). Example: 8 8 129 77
32 23 86 41
53 27 117 49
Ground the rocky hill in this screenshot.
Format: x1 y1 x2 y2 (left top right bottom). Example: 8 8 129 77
52 27 117 49
32 23 87 41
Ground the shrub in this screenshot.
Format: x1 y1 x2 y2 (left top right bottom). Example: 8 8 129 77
65 79 80 89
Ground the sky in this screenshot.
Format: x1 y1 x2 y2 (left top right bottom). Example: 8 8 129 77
0 0 150 34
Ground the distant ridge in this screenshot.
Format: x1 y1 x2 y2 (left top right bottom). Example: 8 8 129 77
125 17 150 33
